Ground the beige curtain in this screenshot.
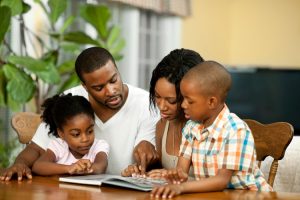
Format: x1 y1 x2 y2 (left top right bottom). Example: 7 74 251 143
109 0 191 17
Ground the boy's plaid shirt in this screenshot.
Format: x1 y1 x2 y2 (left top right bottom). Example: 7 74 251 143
180 105 272 191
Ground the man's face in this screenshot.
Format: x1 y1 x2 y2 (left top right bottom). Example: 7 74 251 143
82 60 125 109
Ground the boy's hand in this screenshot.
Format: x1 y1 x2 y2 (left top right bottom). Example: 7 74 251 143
163 168 188 184
151 184 184 199
121 164 144 177
68 159 93 175
0 163 32 181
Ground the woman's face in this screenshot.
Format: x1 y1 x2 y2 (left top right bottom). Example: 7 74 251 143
154 78 179 121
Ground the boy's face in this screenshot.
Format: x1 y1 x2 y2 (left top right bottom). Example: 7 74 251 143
180 78 210 122
58 114 95 158
82 60 125 109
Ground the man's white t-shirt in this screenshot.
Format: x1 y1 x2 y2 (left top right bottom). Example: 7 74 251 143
32 84 159 174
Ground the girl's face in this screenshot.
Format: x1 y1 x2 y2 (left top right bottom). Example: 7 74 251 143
154 78 179 121
58 113 95 159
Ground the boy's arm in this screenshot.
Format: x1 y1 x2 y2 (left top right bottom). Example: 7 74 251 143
151 169 233 198
180 169 233 193
91 152 108 174
0 142 45 181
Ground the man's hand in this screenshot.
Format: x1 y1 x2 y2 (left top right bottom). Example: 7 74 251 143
133 140 159 175
0 163 32 181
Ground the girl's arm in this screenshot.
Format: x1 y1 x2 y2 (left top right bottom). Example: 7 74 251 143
90 152 108 174
32 149 71 175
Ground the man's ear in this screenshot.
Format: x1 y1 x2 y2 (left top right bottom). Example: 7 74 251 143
208 96 218 109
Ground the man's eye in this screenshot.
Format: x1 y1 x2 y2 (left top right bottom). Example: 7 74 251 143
94 86 103 91
111 77 117 83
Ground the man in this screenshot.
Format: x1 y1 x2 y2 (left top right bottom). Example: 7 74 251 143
1 47 159 181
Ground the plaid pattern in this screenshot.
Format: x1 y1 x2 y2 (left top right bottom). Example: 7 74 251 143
180 105 272 191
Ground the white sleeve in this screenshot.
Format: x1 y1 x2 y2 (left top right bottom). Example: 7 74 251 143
134 108 160 147
93 139 110 157
31 122 52 150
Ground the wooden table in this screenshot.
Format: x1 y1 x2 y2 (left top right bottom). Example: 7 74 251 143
1 176 300 200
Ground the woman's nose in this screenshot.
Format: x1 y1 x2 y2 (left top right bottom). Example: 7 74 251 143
157 99 167 111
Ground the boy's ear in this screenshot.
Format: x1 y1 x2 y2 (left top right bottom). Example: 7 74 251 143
208 96 218 109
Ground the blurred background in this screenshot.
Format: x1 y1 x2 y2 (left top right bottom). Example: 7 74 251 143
0 0 299 167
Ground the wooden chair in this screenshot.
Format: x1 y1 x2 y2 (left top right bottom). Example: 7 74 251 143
244 119 294 187
11 112 41 144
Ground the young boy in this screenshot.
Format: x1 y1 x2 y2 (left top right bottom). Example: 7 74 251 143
150 61 272 198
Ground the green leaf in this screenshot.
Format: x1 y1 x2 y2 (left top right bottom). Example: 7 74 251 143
57 60 75 74
8 55 49 72
107 26 121 49
7 55 60 84
22 2 31 14
57 73 80 93
0 0 23 16
80 4 110 39
59 42 81 53
0 6 11 44
48 0 67 24
3 64 36 103
0 68 6 106
60 15 75 34
36 63 61 84
61 31 100 45
109 38 125 56
7 94 21 111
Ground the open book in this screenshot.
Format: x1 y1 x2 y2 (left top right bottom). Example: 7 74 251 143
59 174 167 192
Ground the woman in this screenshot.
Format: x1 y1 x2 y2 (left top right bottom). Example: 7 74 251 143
122 48 204 176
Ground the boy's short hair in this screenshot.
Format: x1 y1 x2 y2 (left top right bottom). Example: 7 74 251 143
183 61 232 102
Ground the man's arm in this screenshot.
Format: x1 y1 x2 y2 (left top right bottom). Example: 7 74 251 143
133 140 159 175
0 142 45 181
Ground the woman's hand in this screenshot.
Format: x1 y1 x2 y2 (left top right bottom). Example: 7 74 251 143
121 164 144 177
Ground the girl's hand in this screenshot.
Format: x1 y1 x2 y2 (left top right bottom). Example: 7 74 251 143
151 184 184 199
121 164 143 177
68 159 93 175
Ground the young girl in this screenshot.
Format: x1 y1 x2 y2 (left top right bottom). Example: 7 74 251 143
32 93 109 175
